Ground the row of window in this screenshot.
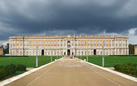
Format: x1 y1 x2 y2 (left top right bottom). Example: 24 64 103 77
10 44 128 48
10 39 128 45
10 49 128 55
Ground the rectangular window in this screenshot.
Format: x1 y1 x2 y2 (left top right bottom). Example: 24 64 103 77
97 40 99 43
103 40 105 44
94 41 96 43
109 40 111 43
39 41 41 44
94 44 96 47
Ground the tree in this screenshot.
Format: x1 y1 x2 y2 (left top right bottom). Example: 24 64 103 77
4 43 9 54
129 44 135 55
0 45 3 48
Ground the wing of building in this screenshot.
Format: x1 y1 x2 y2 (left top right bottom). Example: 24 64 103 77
0 46 3 55
9 35 129 56
135 46 137 55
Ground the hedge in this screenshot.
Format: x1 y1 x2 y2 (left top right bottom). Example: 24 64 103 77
0 64 26 80
114 63 137 76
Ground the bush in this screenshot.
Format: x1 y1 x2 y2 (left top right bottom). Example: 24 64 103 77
16 64 26 71
5 64 16 76
0 64 26 80
0 68 6 79
114 63 137 76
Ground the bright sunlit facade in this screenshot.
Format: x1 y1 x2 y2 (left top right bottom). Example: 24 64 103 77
9 35 129 56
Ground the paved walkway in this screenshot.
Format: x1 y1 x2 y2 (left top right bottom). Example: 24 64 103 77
5 57 137 86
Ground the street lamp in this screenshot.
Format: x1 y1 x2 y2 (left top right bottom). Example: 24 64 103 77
51 50 52 62
36 45 38 67
81 50 83 59
87 50 88 62
102 46 104 67
57 50 58 59
61 50 62 57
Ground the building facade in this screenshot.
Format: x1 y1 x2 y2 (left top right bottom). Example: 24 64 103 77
9 35 129 56
135 46 137 55
0 46 3 55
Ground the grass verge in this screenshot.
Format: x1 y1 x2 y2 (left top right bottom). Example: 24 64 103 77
77 55 137 67
0 56 62 68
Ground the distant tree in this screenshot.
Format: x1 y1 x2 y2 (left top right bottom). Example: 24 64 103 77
4 43 9 54
0 45 3 48
129 44 135 55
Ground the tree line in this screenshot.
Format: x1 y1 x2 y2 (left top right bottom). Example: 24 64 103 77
0 43 9 54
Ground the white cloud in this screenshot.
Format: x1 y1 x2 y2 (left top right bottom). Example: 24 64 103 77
98 30 120 35
128 28 137 35
128 35 137 44
37 30 77 35
98 29 137 44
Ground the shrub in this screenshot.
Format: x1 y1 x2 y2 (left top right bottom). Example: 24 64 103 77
0 68 6 79
5 64 16 76
114 63 137 76
0 64 26 80
16 64 26 71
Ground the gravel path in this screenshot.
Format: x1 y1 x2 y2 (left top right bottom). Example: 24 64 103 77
5 57 137 86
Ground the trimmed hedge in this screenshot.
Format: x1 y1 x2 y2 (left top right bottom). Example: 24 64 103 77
0 64 26 80
114 63 137 76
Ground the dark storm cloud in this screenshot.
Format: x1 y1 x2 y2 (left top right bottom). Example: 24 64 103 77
0 0 137 42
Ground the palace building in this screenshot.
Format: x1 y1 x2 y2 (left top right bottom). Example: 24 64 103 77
0 46 3 55
135 46 137 55
9 35 129 56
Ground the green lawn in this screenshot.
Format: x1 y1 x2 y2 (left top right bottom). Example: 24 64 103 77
0 56 62 68
77 56 137 67
0 55 137 68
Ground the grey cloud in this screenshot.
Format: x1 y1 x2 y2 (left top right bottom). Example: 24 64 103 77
0 0 137 42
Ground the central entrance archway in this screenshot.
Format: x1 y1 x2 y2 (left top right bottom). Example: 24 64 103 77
67 49 70 56
42 49 44 56
94 49 96 55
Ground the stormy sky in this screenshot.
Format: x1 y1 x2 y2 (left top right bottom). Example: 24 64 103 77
0 0 137 46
